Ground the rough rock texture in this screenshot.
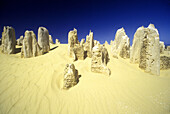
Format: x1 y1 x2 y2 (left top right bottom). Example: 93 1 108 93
130 24 160 75
110 40 114 45
68 28 84 61
94 40 100 46
68 28 79 57
167 46 170 51
1 26 16 54
104 41 109 45
80 39 85 46
91 44 111 76
160 41 165 54
0 38 1 45
21 31 42 58
84 30 94 58
17 35 24 46
111 28 130 59
49 35 54 44
38 27 50 53
160 56 170 70
55 39 60 44
63 63 79 89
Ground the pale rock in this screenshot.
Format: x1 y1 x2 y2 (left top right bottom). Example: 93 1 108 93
104 41 109 45
91 44 111 76
159 41 165 54
38 27 50 53
131 24 160 75
110 40 114 45
21 30 42 58
160 56 170 70
80 38 85 46
1 26 16 54
94 40 100 46
72 44 84 61
55 39 60 44
68 28 79 57
167 46 170 51
111 28 130 59
17 35 24 46
63 63 79 89
49 35 54 44
84 30 94 58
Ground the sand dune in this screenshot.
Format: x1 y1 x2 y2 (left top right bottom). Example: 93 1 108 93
0 44 170 114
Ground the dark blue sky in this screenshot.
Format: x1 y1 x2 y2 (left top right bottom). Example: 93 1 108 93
0 0 170 45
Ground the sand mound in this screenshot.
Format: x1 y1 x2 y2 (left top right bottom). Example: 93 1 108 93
0 44 169 114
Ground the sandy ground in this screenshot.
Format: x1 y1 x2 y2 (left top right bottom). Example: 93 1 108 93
0 44 170 114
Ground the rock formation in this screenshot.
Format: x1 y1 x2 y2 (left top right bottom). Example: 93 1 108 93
38 27 50 53
160 41 165 54
21 30 42 58
91 44 111 76
104 41 109 45
167 46 170 51
68 28 84 61
84 30 94 58
160 56 170 70
130 24 160 75
55 39 60 44
49 35 54 44
94 40 100 46
111 28 130 59
110 40 114 45
17 35 24 46
63 63 79 89
1 26 16 54
80 38 85 46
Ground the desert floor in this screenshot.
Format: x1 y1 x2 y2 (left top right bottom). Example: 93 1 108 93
0 44 170 114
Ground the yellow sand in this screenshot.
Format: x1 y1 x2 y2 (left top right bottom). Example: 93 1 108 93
0 44 170 114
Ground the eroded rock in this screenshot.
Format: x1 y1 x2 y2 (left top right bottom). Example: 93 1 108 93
17 35 24 46
21 30 42 58
1 26 16 54
160 56 170 70
55 39 60 44
91 44 111 76
49 35 54 44
63 63 79 89
38 27 50 53
111 28 130 59
160 41 165 54
130 24 160 75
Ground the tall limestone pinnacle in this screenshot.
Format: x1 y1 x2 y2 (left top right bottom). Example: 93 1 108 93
1 26 16 54
130 24 160 75
38 27 50 54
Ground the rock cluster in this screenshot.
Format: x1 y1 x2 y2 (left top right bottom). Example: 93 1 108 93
63 63 79 89
84 30 94 58
167 46 170 51
1 26 16 54
130 24 160 75
111 28 130 59
21 30 42 58
160 56 170 70
17 35 24 46
38 27 50 53
49 35 54 44
91 44 111 76
68 28 84 61
160 41 165 54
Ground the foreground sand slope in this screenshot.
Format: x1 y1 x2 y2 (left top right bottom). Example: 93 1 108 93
0 44 170 114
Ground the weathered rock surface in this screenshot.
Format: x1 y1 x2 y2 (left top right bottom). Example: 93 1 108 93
167 46 170 51
160 56 170 70
94 40 100 46
91 44 111 76
84 30 94 58
68 28 84 61
1 26 16 54
130 24 160 75
104 41 109 45
80 38 85 46
63 63 79 89
38 27 50 53
111 28 130 59
160 41 165 54
21 31 42 58
17 35 24 46
49 35 54 44
55 39 60 44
